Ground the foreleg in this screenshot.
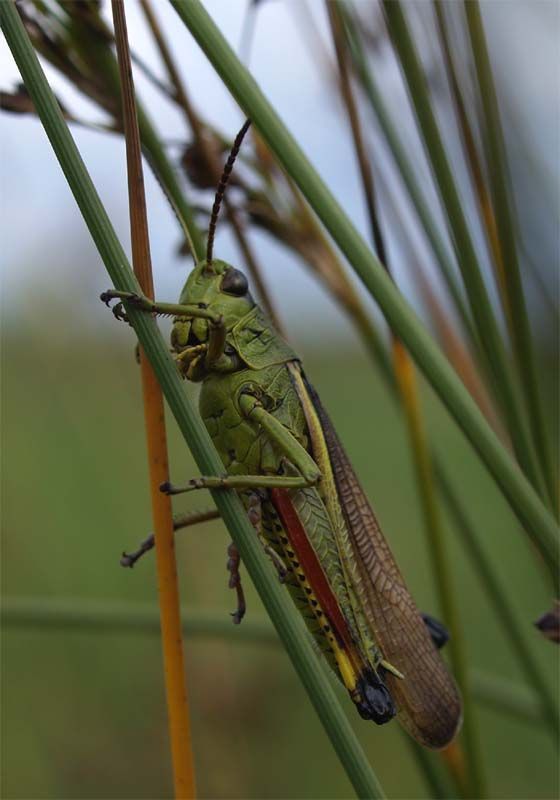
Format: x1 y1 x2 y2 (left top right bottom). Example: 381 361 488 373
100 290 220 324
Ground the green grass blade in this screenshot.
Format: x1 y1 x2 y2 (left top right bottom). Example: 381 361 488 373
471 670 551 725
346 268 557 745
393 354 486 797
1 597 279 641
437 468 559 740
0 5 385 797
381 1 547 504
327 11 484 788
3 597 549 726
67 17 206 262
403 738 456 799
348 280 558 747
464 0 558 512
340 7 475 344
166 0 559 583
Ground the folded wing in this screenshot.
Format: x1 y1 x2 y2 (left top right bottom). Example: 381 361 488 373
304 376 462 749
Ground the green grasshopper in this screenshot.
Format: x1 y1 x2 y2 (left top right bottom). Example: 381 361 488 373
102 120 461 749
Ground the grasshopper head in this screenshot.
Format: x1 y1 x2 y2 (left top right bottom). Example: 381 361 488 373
171 259 254 355
171 121 264 379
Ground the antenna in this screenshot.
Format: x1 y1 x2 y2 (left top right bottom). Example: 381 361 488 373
205 118 252 270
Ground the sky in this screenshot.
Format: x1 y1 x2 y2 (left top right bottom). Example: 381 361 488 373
1 0 558 348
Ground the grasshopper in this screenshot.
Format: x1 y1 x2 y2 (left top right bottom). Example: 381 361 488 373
102 120 462 749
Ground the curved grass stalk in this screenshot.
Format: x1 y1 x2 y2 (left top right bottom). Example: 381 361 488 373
1 597 278 641
0 6 385 797
391 345 486 798
167 0 558 587
463 0 558 513
364 181 559 742
350 285 558 745
403 737 456 799
2 598 549 726
354 290 558 744
471 670 555 725
432 0 507 322
436 468 559 741
381 1 546 507
339 7 475 346
327 8 482 793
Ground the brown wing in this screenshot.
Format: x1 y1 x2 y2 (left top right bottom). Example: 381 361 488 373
304 376 462 749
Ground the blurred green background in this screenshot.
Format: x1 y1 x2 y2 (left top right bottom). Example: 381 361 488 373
2 300 558 798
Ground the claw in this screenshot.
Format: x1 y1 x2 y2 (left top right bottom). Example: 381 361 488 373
120 533 155 568
264 545 288 582
112 302 129 323
120 551 137 568
100 290 132 323
100 290 142 309
231 609 244 625
227 541 246 624
160 480 186 495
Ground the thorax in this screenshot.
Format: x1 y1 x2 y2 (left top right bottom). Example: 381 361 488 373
198 362 308 476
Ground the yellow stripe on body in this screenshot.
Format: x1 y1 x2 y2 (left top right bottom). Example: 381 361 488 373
262 499 360 696
287 363 378 672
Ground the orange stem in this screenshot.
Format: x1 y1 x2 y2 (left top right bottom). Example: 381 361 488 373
111 2 196 796
140 363 196 799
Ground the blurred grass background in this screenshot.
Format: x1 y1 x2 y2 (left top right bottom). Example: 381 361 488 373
2 302 557 798
2 0 559 797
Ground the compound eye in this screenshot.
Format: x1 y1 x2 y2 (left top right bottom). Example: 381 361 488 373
221 268 248 296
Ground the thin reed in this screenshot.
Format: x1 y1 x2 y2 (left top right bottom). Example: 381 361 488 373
110 2 196 795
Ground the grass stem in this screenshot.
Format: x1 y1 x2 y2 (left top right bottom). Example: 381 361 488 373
327 6 482 793
111 2 196 796
437 468 559 741
3 598 548 726
392 342 486 798
381 0 546 506
463 0 558 513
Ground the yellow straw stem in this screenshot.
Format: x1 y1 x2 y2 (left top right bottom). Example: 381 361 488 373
391 337 484 797
140 365 196 799
111 2 196 796
441 740 468 796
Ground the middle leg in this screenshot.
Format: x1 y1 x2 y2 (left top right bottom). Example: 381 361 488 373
120 507 220 568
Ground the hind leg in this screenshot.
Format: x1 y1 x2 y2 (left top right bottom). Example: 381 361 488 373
226 541 246 625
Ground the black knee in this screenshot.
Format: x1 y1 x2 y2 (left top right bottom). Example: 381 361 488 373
422 612 449 649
